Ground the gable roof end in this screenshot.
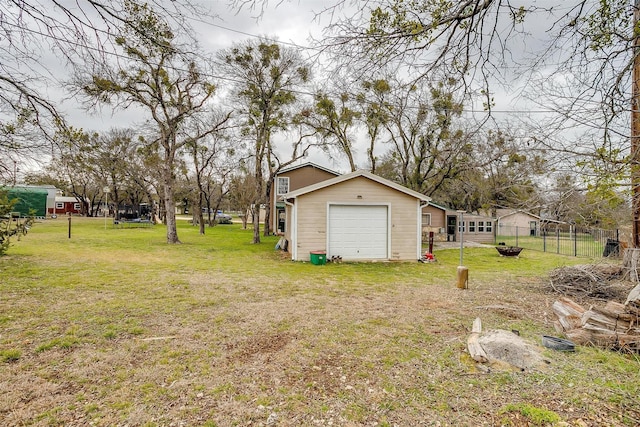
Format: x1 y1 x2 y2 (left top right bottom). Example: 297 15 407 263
276 162 340 176
497 209 541 221
283 169 431 202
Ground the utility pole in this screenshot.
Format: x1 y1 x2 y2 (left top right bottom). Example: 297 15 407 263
633 0 640 247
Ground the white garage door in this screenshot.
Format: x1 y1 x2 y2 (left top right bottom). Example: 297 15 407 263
328 205 388 260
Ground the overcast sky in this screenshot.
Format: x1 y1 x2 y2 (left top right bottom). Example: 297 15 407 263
56 0 352 170
47 0 603 174
64 1 329 122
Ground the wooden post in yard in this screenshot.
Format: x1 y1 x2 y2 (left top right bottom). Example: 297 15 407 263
456 210 468 289
457 266 469 289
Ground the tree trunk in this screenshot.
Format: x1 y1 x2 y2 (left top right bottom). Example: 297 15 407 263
164 196 179 243
197 193 205 235
162 162 180 244
345 143 357 172
253 128 265 244
252 205 261 243
263 177 272 236
197 211 205 234
241 209 248 229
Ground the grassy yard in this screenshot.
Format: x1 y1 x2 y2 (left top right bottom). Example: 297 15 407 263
1 217 639 426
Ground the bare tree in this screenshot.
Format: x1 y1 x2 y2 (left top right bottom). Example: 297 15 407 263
77 3 220 244
1 1 207 181
218 38 311 243
357 78 392 173
228 166 260 230
183 112 235 235
232 1 638 173
0 109 47 185
375 78 472 195
263 123 319 235
432 128 546 213
297 92 360 172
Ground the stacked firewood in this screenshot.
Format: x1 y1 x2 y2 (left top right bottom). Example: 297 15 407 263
552 285 640 352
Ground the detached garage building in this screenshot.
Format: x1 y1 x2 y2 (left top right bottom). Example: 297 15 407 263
282 170 431 262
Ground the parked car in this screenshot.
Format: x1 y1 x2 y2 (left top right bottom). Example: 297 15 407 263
215 211 233 224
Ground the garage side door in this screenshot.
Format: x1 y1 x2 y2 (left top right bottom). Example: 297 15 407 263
328 205 388 259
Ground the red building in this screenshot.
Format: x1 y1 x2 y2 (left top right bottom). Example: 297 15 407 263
48 196 85 216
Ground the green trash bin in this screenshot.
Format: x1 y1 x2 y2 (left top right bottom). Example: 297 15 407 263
310 251 326 265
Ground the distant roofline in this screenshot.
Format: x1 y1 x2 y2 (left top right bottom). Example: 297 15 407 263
496 208 566 224
2 185 53 193
55 196 83 202
276 162 341 176
496 208 541 221
426 201 449 211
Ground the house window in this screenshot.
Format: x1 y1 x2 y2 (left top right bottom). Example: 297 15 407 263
485 221 493 232
74 203 81 210
422 213 431 226
276 177 289 195
478 221 484 232
469 221 475 232
55 202 63 209
459 221 465 232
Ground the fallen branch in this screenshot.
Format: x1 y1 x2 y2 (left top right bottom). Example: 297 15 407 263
467 318 488 363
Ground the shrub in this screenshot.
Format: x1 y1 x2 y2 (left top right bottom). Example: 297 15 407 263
0 190 34 256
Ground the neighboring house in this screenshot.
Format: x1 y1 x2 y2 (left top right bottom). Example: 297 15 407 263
496 209 566 237
457 211 496 244
49 196 85 216
422 202 495 244
2 185 57 218
421 202 447 240
270 162 340 234
282 170 431 262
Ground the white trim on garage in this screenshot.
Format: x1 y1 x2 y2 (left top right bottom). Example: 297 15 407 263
327 203 391 260
287 199 298 261
416 200 423 258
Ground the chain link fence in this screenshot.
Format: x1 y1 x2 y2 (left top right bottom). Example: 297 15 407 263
495 225 621 258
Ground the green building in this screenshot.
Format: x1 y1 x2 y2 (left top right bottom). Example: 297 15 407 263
2 186 48 217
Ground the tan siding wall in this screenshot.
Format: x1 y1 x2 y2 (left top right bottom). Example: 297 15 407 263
292 177 421 261
421 206 446 241
461 215 495 244
497 212 539 236
421 207 496 243
271 166 338 232
496 210 539 228
286 168 338 191
423 205 446 229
